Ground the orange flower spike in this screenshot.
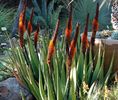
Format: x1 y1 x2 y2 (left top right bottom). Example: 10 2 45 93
18 1 27 48
34 23 39 49
19 9 26 32
47 19 60 65
66 23 80 77
69 23 80 59
65 5 72 55
65 5 72 41
81 14 89 54
47 40 55 65
28 8 34 36
91 3 99 45
19 12 24 31
19 11 26 48
95 3 99 23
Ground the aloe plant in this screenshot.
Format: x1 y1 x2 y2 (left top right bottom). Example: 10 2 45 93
2 26 113 100
1 14 114 100
0 2 115 100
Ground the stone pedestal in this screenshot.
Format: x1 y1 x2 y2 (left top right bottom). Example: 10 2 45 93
93 38 118 74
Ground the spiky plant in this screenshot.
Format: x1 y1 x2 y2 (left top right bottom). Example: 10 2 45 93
26 0 65 30
0 4 115 100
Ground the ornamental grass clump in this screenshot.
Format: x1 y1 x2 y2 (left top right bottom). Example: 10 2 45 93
0 3 115 100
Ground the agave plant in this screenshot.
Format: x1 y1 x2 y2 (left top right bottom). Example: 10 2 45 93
0 4 115 100
12 0 67 37
26 0 64 30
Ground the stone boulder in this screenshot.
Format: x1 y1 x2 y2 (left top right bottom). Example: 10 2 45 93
0 77 34 100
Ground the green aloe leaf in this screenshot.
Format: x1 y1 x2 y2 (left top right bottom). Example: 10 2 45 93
28 37 39 80
91 46 102 85
104 51 114 84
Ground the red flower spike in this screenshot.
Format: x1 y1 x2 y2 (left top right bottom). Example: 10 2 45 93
91 3 99 45
28 8 34 36
84 13 89 35
65 5 72 55
65 5 72 41
19 10 26 48
66 23 80 77
66 58 72 77
18 1 27 48
69 23 80 59
81 14 89 54
47 19 60 65
69 40 77 60
34 23 39 49
47 40 55 65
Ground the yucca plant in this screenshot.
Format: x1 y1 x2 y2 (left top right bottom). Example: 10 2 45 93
0 3 114 100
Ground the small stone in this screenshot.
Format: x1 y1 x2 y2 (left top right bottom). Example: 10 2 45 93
1 27 7 31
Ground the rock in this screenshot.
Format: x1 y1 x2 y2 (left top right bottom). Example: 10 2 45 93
0 86 21 100
0 86 9 96
0 77 34 100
